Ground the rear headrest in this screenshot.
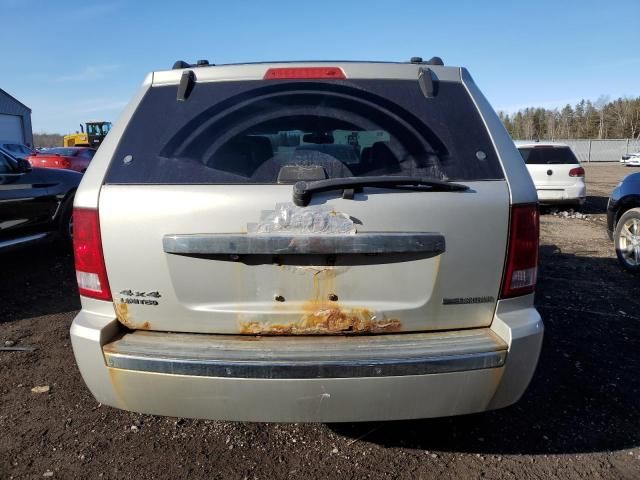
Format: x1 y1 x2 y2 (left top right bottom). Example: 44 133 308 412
210 136 273 177
360 147 372 164
363 141 400 174
245 136 273 161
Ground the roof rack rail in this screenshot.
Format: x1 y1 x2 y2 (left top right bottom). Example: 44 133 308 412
172 59 214 70
172 60 190 70
409 56 444 66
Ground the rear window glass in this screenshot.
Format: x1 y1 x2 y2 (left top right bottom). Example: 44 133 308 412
518 146 579 165
2 144 31 155
106 79 504 184
0 151 15 173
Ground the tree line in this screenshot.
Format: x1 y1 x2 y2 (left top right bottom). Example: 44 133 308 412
33 133 64 148
498 96 640 140
32 95 640 147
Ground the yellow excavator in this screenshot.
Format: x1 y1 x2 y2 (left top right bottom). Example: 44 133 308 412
63 121 112 148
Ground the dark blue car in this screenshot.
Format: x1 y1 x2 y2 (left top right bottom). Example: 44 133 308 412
607 172 640 272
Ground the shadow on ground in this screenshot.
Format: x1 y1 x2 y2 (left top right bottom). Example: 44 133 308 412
539 195 609 216
330 245 640 455
0 242 80 322
581 195 610 215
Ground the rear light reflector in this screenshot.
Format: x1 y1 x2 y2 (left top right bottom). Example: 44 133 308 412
569 167 585 177
73 208 112 301
263 67 347 80
501 204 539 298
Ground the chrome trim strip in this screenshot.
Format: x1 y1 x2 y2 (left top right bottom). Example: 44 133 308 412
0 233 48 250
104 350 506 379
163 233 445 256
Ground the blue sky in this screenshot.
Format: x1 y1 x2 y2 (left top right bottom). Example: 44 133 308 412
1 0 638 134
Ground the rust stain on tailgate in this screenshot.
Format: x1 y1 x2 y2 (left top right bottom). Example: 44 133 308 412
114 302 151 330
240 309 401 335
114 302 131 327
240 267 401 335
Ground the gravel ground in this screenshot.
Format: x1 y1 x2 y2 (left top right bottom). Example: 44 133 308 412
1 163 639 479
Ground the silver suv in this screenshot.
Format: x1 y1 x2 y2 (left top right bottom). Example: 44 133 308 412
70 59 543 422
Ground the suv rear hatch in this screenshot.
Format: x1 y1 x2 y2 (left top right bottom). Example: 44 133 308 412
98 64 509 334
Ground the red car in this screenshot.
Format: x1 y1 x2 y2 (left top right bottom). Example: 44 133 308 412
27 147 96 173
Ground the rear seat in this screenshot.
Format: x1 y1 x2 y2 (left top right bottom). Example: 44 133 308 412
357 141 401 175
210 136 274 177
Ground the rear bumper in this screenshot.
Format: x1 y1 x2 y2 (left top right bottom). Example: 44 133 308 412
536 182 586 205
71 296 543 422
103 329 507 379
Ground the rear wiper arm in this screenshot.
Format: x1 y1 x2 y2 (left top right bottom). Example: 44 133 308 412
292 176 469 206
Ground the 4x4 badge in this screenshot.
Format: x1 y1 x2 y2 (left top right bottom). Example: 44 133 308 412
119 290 162 298
118 290 161 306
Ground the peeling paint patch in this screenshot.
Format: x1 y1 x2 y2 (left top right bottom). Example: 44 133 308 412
278 265 349 275
248 203 356 235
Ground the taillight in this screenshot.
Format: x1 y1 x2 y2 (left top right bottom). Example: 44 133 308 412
73 208 112 300
501 204 539 298
569 167 585 177
263 67 347 80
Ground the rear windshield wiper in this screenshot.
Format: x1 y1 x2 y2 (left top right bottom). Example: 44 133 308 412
292 176 469 206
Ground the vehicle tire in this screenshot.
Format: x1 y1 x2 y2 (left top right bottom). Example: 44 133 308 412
614 207 640 273
57 196 74 247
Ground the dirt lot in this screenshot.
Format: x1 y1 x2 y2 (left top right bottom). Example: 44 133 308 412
1 163 639 480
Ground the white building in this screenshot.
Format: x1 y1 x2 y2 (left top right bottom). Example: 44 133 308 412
0 88 33 147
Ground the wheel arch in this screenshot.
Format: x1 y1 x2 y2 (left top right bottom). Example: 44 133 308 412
55 187 77 226
614 194 640 228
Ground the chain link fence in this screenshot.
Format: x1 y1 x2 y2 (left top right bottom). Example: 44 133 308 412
518 139 640 162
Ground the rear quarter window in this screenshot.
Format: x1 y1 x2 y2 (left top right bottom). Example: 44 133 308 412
106 79 505 184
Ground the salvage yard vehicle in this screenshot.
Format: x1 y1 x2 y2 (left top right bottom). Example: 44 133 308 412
0 147 80 251
0 141 34 160
27 147 96 173
620 151 640 166
607 171 640 272
63 121 112 148
70 59 543 422
516 141 586 206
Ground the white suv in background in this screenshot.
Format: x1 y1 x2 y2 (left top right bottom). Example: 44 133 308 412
516 142 586 207
621 151 640 166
